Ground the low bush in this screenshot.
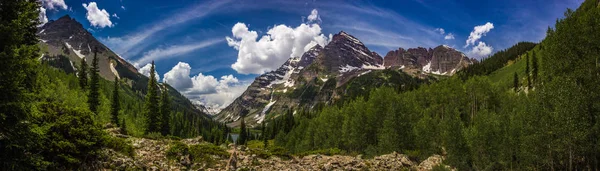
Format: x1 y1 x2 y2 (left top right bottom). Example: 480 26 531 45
104 136 134 157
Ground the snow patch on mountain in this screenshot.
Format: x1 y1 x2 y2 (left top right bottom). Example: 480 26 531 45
345 43 371 58
65 42 85 58
362 64 384 70
358 70 372 77
110 62 120 79
422 61 432 73
340 31 363 45
340 64 360 73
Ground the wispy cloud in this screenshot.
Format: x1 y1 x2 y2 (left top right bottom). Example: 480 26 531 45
100 0 233 58
134 39 224 67
324 3 440 53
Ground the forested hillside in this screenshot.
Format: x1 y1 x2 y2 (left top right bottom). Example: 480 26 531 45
0 1 229 169
261 1 600 170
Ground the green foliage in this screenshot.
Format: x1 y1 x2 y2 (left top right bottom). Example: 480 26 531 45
104 136 134 157
513 72 519 91
525 53 531 89
78 58 88 90
110 77 120 126
0 0 44 169
159 85 171 136
188 143 229 167
166 141 188 160
87 49 101 114
166 142 228 167
457 42 537 79
33 102 106 169
239 116 248 145
297 148 344 157
144 61 161 134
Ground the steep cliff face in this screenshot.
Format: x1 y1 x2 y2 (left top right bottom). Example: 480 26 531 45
383 45 475 75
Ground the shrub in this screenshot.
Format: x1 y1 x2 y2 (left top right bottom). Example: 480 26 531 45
144 132 164 140
33 102 106 169
104 136 134 157
189 143 228 167
166 141 189 160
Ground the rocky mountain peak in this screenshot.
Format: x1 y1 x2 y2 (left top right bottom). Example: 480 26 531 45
383 45 474 75
317 31 383 74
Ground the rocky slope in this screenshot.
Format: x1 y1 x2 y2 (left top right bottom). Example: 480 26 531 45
215 31 389 126
383 45 477 76
97 128 452 170
37 15 210 118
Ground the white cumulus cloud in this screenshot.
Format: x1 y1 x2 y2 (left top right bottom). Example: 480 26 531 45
465 22 494 47
444 33 455 40
468 42 493 58
226 20 330 74
40 0 67 10
307 9 321 23
434 28 445 35
138 63 160 81
82 2 113 28
38 7 48 26
163 62 248 110
112 13 119 19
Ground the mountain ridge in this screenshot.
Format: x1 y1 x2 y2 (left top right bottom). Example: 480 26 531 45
215 31 469 126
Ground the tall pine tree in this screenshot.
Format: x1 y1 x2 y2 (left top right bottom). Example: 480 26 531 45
111 77 120 127
78 58 88 90
144 61 160 134
239 116 247 145
87 47 100 114
0 0 43 168
159 84 171 136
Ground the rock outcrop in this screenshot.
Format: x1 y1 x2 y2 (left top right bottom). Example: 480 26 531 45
98 132 453 171
383 45 476 75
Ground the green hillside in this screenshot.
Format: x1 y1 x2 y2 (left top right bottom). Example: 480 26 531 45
263 1 600 170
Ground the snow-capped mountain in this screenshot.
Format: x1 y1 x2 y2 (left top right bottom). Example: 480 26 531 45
215 31 386 126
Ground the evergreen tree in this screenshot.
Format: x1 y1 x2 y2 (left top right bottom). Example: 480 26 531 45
532 51 539 85
87 48 100 114
144 61 161 134
121 118 128 135
525 53 531 89
262 122 268 149
159 85 171 136
513 72 519 91
78 58 88 90
110 77 120 126
239 116 247 145
0 0 44 168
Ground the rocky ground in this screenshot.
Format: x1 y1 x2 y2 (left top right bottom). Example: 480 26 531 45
98 128 453 171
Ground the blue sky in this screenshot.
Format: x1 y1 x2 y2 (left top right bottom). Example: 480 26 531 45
40 0 583 110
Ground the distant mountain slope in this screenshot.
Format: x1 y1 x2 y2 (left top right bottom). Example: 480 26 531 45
37 15 210 119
